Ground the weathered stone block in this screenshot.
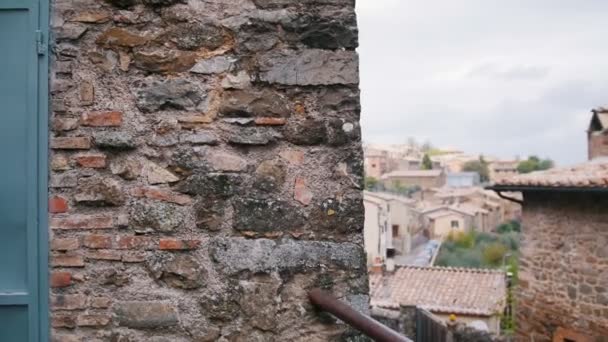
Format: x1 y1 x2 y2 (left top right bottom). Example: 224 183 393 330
196 148 248 172
190 56 235 74
115 301 179 328
284 12 358 50
158 22 228 50
177 173 241 198
135 79 202 112
148 254 206 289
258 50 358 85
226 127 280 145
74 178 125 206
219 89 290 117
284 119 327 145
133 50 198 73
93 131 136 150
96 27 149 48
179 131 218 145
233 197 304 235
130 201 186 233
210 237 365 274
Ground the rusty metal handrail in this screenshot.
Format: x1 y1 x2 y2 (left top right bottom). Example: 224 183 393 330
308 288 412 342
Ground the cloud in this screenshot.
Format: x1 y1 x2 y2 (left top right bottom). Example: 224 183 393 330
465 63 550 81
357 0 608 165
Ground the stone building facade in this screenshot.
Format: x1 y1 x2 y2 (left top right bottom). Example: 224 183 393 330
491 155 608 340
48 0 366 340
516 192 608 341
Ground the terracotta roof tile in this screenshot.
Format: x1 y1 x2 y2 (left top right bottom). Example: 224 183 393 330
370 266 506 316
492 158 608 189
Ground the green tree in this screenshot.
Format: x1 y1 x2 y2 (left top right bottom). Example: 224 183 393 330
482 243 508 266
422 154 433 170
462 156 490 182
364 176 378 190
517 156 554 174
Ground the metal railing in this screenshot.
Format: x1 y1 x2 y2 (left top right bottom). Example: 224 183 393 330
308 288 413 342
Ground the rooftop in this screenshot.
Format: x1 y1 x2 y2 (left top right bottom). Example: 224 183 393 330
370 266 506 316
490 157 608 190
381 170 443 179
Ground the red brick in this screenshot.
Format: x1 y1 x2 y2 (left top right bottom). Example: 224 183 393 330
52 254 85 267
52 313 76 328
74 153 106 168
254 117 286 126
51 294 87 311
159 239 202 251
81 111 123 127
51 238 79 251
116 235 154 250
83 234 113 249
76 314 110 327
130 186 192 206
50 214 114 230
49 196 69 213
50 271 72 288
50 137 91 150
86 250 122 261
90 296 112 309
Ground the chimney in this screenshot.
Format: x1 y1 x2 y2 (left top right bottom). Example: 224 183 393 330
385 248 396 272
588 108 608 160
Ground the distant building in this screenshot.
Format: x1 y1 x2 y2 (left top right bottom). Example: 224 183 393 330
588 107 608 159
370 266 507 334
363 195 391 266
420 204 490 238
488 160 519 182
447 172 481 188
381 170 446 190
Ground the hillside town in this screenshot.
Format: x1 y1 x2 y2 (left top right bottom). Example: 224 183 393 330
364 109 608 340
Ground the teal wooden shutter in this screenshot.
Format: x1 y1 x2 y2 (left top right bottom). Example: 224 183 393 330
0 0 49 340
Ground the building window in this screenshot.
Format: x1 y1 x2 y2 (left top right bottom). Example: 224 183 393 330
392 225 399 238
451 220 459 229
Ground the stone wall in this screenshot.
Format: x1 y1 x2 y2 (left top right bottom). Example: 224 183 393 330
49 0 366 340
518 191 608 341
588 132 608 160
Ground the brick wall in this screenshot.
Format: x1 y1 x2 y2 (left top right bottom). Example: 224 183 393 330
49 0 366 340
517 192 608 341
588 132 608 160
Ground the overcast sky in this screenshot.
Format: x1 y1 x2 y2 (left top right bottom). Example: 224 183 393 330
356 0 608 165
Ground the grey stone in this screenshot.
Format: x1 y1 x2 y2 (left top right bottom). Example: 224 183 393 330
284 12 358 50
258 49 358 85
252 0 354 8
254 160 286 192
226 127 280 145
150 132 179 147
159 22 227 50
210 237 365 274
180 131 219 145
284 119 327 145
74 178 125 206
221 118 254 125
194 199 225 231
190 56 235 74
136 79 202 113
232 197 304 234
196 148 248 172
50 171 78 188
327 118 360 146
55 23 88 41
148 254 206 289
94 131 136 150
219 89 290 117
239 276 282 331
104 0 137 8
142 159 180 184
115 301 178 328
142 0 184 7
235 20 279 53
130 201 186 233
199 290 241 321
221 71 251 89
111 158 143 180
177 173 242 199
